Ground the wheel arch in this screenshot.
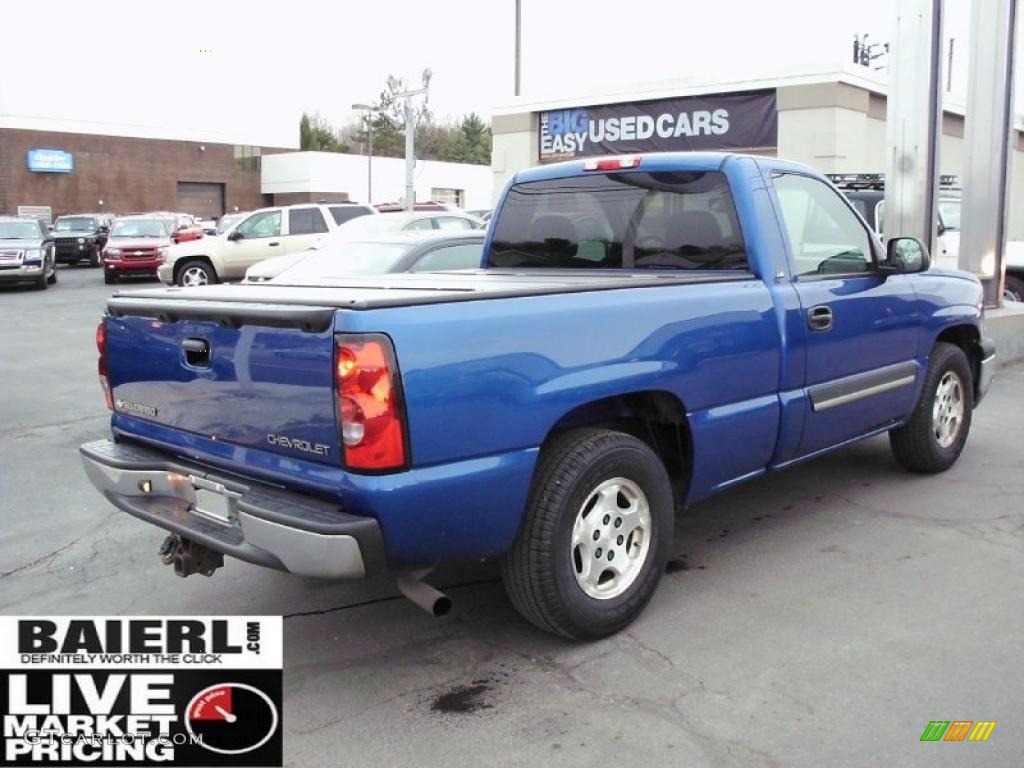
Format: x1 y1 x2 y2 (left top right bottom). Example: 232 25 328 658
542 390 692 509
934 323 983 401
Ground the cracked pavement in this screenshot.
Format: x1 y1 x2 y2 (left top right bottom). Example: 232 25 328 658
2 268 1021 767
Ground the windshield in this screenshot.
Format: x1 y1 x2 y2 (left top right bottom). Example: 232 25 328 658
938 199 961 230
110 219 170 238
272 243 412 281
55 217 97 231
489 171 748 270
0 221 41 240
216 214 244 235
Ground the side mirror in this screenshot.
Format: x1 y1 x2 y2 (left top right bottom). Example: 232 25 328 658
883 236 930 274
47 224 54 232
227 230 244 241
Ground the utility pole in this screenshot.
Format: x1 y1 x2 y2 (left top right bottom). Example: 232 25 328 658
388 70 432 212
515 0 522 96
352 103 379 204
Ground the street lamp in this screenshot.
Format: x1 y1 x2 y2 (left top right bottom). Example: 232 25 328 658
352 103 380 205
389 68 432 211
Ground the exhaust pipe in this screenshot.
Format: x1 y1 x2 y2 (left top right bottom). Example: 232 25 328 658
396 569 451 617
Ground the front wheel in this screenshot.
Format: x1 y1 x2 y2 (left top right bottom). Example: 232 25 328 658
890 342 973 473
88 247 101 267
502 428 674 640
176 260 218 287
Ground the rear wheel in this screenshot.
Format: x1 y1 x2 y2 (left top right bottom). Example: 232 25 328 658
1004 274 1024 303
502 428 673 639
889 342 973 473
177 260 218 287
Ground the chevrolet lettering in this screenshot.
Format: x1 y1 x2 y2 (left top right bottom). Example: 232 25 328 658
267 434 331 456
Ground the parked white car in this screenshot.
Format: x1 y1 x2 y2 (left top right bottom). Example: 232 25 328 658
157 203 375 286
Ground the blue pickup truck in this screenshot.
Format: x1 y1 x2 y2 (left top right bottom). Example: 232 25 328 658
81 152 994 639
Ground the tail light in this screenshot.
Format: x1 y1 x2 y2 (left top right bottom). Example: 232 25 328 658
96 318 113 410
335 334 407 471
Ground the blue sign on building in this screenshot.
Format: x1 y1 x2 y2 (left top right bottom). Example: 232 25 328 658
26 149 74 173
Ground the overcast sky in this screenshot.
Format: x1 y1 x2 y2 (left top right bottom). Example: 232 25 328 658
0 0 1015 147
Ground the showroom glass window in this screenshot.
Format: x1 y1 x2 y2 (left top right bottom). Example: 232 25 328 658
289 207 329 235
772 174 874 276
236 210 281 238
489 171 748 270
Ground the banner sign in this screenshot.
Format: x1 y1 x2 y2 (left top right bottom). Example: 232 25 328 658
0 617 282 767
26 150 74 174
538 90 777 162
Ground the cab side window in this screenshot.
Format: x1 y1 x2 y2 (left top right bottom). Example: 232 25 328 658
773 174 873 276
236 210 282 239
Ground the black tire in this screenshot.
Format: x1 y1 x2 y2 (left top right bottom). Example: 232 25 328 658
104 272 117 285
890 342 973 473
47 260 57 284
502 428 674 640
176 259 218 287
1004 274 1024 303
88 247 101 267
34 272 48 290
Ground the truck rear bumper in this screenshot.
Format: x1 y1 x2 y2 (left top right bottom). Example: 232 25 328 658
80 439 385 579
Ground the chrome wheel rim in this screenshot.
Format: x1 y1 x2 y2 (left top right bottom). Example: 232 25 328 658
181 266 208 286
932 371 964 448
571 477 652 600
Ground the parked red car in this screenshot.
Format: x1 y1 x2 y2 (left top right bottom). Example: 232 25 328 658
149 212 204 243
101 216 173 284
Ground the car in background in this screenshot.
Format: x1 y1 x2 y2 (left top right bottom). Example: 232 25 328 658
198 219 218 236
101 216 174 284
467 209 493 224
158 203 343 286
0 216 57 289
330 210 483 242
148 212 204 244
51 213 110 266
214 211 247 236
325 202 378 227
375 201 458 213
244 230 484 282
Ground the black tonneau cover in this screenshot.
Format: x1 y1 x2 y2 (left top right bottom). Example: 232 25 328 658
107 270 754 331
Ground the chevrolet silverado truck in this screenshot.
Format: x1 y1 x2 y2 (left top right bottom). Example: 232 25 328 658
80 152 995 639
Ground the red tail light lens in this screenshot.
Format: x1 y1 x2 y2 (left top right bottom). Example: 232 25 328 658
335 334 407 471
96 317 113 410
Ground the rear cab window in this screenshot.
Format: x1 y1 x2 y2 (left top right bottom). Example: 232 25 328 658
488 171 748 271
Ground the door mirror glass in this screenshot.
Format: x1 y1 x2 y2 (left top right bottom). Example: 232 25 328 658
884 236 929 273
227 229 244 241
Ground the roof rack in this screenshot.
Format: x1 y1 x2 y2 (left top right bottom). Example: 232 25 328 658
826 173 960 190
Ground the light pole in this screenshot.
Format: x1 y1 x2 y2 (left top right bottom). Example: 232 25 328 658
352 103 379 205
387 69 431 211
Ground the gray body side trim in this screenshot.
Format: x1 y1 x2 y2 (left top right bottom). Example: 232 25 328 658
809 360 919 412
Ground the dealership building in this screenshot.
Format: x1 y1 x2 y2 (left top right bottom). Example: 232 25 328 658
491 65 1024 238
0 116 491 222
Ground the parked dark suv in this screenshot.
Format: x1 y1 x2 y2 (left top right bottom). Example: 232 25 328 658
52 213 111 266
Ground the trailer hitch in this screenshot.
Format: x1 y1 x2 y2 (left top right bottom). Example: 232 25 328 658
158 534 223 578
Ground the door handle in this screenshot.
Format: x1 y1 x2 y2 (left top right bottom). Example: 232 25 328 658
807 305 833 331
268 241 280 247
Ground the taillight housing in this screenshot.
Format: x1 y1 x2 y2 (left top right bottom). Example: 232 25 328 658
335 333 407 472
96 317 113 410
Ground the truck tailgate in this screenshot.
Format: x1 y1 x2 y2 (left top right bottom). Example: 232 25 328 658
105 313 340 465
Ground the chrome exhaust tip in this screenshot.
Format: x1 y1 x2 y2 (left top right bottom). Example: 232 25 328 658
396 570 451 617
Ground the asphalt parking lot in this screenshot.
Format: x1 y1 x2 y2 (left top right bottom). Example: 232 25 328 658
2 265 1022 767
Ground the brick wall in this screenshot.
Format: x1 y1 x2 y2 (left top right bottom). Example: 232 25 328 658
0 128 290 217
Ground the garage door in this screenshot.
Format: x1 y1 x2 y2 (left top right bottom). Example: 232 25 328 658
176 182 224 220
